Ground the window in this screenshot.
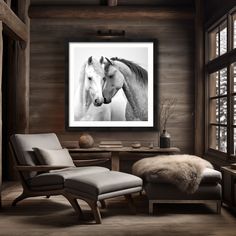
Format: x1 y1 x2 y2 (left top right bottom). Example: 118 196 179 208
206 9 236 158
208 20 227 61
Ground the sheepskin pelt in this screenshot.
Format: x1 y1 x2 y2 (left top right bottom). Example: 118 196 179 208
132 154 213 194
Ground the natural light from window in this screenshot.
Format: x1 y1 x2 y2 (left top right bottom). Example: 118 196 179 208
220 27 227 55
209 68 228 153
209 21 227 61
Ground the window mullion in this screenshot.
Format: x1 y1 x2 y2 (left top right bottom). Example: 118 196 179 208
218 70 221 152
227 64 232 156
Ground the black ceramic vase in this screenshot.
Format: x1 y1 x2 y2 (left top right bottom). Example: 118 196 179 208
160 130 171 148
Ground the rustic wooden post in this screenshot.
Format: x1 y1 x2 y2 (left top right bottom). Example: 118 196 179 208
194 0 205 156
16 0 30 133
0 21 3 208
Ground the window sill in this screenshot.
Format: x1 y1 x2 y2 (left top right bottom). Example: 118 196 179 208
204 151 236 169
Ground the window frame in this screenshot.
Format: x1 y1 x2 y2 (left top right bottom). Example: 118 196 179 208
205 7 236 160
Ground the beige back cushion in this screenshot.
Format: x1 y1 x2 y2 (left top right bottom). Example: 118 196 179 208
10 133 63 180
33 148 75 167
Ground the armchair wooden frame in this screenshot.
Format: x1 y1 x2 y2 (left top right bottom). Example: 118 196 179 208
9 142 134 224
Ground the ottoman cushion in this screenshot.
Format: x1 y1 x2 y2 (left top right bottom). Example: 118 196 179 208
146 168 221 185
65 171 143 197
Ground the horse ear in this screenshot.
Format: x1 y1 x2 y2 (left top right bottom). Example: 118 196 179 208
105 57 114 66
100 56 104 64
88 56 93 65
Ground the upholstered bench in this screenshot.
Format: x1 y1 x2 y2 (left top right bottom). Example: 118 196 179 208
132 155 222 214
145 168 222 214
65 171 143 223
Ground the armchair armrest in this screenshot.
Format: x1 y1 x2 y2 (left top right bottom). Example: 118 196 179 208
15 165 71 172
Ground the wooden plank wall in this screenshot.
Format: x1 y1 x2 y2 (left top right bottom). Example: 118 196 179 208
29 9 195 155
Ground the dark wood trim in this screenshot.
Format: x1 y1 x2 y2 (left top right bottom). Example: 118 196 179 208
209 94 227 99
194 0 205 156
209 123 227 127
205 6 236 30
29 6 194 20
206 48 236 74
0 0 28 42
0 21 2 208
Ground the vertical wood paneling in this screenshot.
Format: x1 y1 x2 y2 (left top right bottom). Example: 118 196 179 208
30 12 195 154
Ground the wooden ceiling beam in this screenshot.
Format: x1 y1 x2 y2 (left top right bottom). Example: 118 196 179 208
29 6 194 20
0 0 28 42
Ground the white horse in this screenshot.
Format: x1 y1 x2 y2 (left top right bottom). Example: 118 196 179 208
74 56 127 121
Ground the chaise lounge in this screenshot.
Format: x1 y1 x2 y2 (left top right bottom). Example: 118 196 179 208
10 133 143 224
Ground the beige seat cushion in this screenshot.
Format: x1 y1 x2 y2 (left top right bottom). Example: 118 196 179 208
28 166 110 189
65 171 143 198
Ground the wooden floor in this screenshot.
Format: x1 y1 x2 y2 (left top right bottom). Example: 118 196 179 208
0 182 236 236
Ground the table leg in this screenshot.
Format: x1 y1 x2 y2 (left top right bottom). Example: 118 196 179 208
111 151 120 171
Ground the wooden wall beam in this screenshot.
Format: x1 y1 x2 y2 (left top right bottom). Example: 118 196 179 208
29 6 194 20
15 0 30 133
0 0 28 42
0 21 3 207
194 0 205 156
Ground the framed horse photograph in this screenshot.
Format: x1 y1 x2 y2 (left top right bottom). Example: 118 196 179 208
66 39 157 130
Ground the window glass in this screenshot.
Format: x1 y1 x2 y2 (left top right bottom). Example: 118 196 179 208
234 96 236 125
234 63 236 92
209 126 227 152
220 26 227 55
208 28 218 60
209 72 218 97
218 97 227 124
208 21 227 61
219 68 227 95
216 32 219 57
209 98 227 124
209 68 227 97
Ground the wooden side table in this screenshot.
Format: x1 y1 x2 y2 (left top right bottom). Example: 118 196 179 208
221 166 236 211
69 147 180 171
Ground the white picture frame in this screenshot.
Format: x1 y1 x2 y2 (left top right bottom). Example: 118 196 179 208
66 40 156 130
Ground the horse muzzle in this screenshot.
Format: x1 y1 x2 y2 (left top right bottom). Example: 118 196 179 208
103 97 111 104
94 97 104 106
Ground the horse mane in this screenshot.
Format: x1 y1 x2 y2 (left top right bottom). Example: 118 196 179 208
110 57 148 85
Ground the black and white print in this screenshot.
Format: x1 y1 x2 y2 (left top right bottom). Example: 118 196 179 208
68 41 154 128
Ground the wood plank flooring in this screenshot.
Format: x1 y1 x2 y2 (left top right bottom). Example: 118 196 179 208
0 182 236 236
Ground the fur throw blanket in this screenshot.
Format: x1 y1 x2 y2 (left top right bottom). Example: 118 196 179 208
132 155 213 194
